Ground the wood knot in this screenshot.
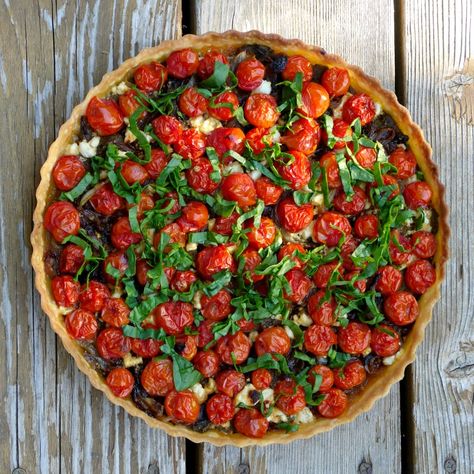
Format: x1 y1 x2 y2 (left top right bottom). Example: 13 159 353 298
146 462 160 474
238 463 250 474
12 469 27 474
444 58 474 125
358 459 373 474
444 456 457 473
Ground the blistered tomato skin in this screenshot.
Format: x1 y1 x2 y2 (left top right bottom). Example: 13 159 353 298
255 176 283 205
313 212 352 247
186 156 221 194
201 289 232 321
278 243 306 269
275 150 311 190
44 201 80 243
152 116 183 145
276 196 314 233
207 127 245 160
165 390 200 424
79 281 111 312
337 322 371 355
236 58 265 91
52 156 86 191
96 328 131 360
389 148 417 179
375 265 403 295
134 61 168 92
118 90 145 118
178 200 209 232
371 324 401 357
153 301 194 335
101 297 130 328
106 367 135 398
309 365 334 393
89 183 124 216
196 245 235 280
216 370 246 397
403 181 432 209
208 91 239 121
342 93 376 126
244 94 280 128
321 67 350 97
255 326 291 356
111 216 142 249
297 82 330 118
333 360 367 390
178 87 208 117
251 368 273 390
206 393 235 425
174 129 206 160
384 291 419 326
193 350 220 377
216 331 251 365
198 51 229 79
304 325 337 356
307 290 336 326
233 408 269 438
59 244 85 274
282 55 313 82
319 152 342 188
221 173 257 208
86 97 124 136
412 231 436 259
281 118 320 155
65 309 97 340
246 216 277 249
166 49 199 79
284 268 312 303
404 259 436 294
317 388 348 418
275 379 306 415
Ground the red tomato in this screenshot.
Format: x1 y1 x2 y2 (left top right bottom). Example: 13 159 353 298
389 148 417 179
118 90 145 118
197 51 229 79
375 265 403 295
106 367 134 398
111 216 142 249
170 270 197 293
176 335 198 361
213 212 238 236
208 91 239 121
333 360 366 390
321 67 350 97
251 368 273 390
354 214 379 239
178 87 208 117
215 369 246 397
195 320 215 348
354 146 377 169
134 61 167 92
96 327 130 360
313 261 342 288
384 291 419 326
206 393 235 425
405 259 436 295
221 173 257 208
166 49 199 79
245 216 276 249
216 331 251 365
141 359 174 396
344 271 367 292
152 116 183 145
44 201 80 242
368 174 400 200
307 290 336 326
233 408 269 438
308 365 334 393
196 245 235 280
135 259 151 286
342 93 376 126
281 118 320 155
207 127 245 160
178 201 209 232
244 94 279 128
155 222 187 248
86 96 124 136
103 251 129 284
186 156 220 193
403 181 432 209
333 186 368 216
276 196 314 233
389 229 413 265
317 388 347 418
201 289 232 321
120 160 149 185
165 390 200 424
246 127 271 154
412 231 436 259
101 297 130 327
241 248 264 283
79 280 110 312
338 321 371 355
304 324 337 356
282 55 313 82
275 150 311 190
371 324 401 357
340 235 361 271
284 268 312 303
65 309 97 340
255 326 291 356
59 244 85 274
236 58 265 91
278 243 306 269
89 183 124 216
297 82 330 118
275 379 306 415
153 301 194 335
322 118 352 150
193 350 220 377
174 129 206 160
313 212 352 247
130 337 162 358
254 176 283 205
319 151 342 189
133 192 155 219
52 155 86 191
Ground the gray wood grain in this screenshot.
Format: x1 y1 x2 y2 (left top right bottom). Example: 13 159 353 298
404 1 474 472
193 1 401 472
0 1 186 473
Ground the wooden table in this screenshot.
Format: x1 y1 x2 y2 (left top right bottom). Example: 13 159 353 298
0 1 472 472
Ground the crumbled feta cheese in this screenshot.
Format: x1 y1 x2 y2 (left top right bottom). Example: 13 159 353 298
284 326 295 340
273 232 283 248
261 388 274 403
223 161 244 175
189 115 222 134
251 80 272 95
281 222 314 244
374 101 383 117
193 290 203 310
234 384 258 407
362 346 372 357
420 209 433 232
293 407 314 424
383 349 403 366
332 93 352 119
226 244 238 254
266 408 288 423
310 193 324 207
64 143 80 155
186 242 198 252
189 115 204 128
249 169 262 181
293 309 313 327
110 81 130 95
112 287 123 298
191 383 208 404
203 377 217 396
249 331 259 343
123 352 143 368
124 128 137 143
207 218 216 231
79 136 100 158
269 126 281 143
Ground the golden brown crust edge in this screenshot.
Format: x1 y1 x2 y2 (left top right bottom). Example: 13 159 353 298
31 30 449 447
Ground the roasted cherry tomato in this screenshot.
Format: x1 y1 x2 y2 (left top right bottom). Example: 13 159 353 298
308 365 334 393
152 115 183 145
333 186 368 216
297 82 330 118
118 89 145 119
278 242 306 269
44 201 80 242
245 216 276 249
244 94 279 128
178 87 208 117
153 301 194 335
313 261 342 288
374 265 403 295
384 291 419 326
130 337 162 358
186 156 221 193
166 49 199 79
304 324 337 356
281 117 320 155
368 174 400 200
155 222 187 248
165 390 200 424
371 324 401 357
319 151 342 189
216 369 246 397
354 214 379 239
404 259 436 295
196 245 235 280
342 93 376 126
79 280 110 312
340 235 361 271
317 388 347 418
403 181 432 209
176 335 198 361
307 290 336 326
213 212 239 236
389 229 413 265
337 321 371 355
389 148 417 179
52 155 86 191
344 271 367 293
89 182 124 216
233 408 269 438
333 360 366 390
134 61 167 92
65 309 97 340
411 231 436 259
207 127 245 160
236 58 265 91
275 150 311 190
103 250 129 284
276 196 314 233
193 350 220 377
59 244 85 274
354 145 377 169
111 216 142 249
170 270 197 293
216 331 251 365
284 268 312 303
86 96 124 136
106 367 134 398
313 212 352 247
174 129 206 160
135 259 152 286
96 327 130 360
206 393 235 425
246 127 272 154
178 200 209 232
321 118 351 150
240 248 264 283
255 176 283 205
196 320 215 348
275 379 306 415
255 326 291 356
201 289 232 321
282 55 313 82
251 368 273 390
101 297 130 327
197 50 229 79
208 91 239 121
132 192 155 219
221 173 257 208
120 160 149 185
321 67 350 97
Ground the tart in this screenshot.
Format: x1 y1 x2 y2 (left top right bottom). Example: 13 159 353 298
31 31 448 446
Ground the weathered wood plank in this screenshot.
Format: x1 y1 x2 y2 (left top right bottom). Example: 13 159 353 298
0 1 186 473
404 1 474 472
193 2 401 473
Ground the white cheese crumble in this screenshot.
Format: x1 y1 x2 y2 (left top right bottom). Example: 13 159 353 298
234 384 258 407
249 331 259 343
266 408 288 423
293 407 314 424
383 349 403 366
64 143 80 155
374 101 383 117
249 169 262 181
284 325 295 340
281 221 314 244
292 309 313 327
361 346 372 357
111 81 130 95
332 93 352 119
192 290 203 310
189 115 222 135
251 80 272 95
185 242 198 252
191 383 208 404
310 193 324 208
269 126 281 143
203 377 217 396
223 161 244 175
123 352 143 368
79 136 100 158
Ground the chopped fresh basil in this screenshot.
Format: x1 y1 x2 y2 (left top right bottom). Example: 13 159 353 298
60 173 95 201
